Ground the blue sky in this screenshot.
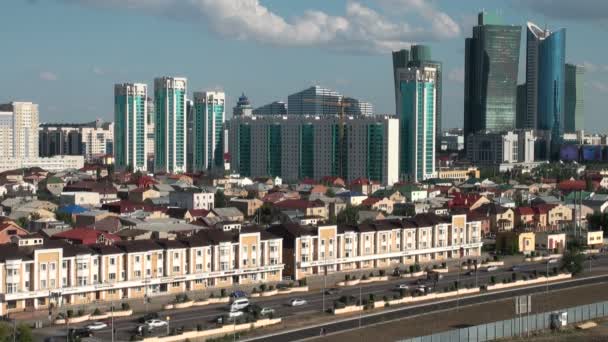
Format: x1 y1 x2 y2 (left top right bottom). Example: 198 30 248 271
1 0 607 131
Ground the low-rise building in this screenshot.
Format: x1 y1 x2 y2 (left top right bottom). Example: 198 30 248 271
436 167 480 182
268 213 482 280
169 188 214 211
535 232 566 252
496 231 535 254
584 230 604 248
60 191 101 207
230 198 264 217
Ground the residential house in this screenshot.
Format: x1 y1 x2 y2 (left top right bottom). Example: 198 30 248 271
496 231 535 254
361 197 394 214
169 188 214 211
273 200 328 220
128 188 160 203
211 207 245 222
472 203 515 233
0 222 29 244
350 178 380 196
230 198 264 217
535 232 566 252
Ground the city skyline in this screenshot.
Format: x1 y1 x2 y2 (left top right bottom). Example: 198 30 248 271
2 1 608 132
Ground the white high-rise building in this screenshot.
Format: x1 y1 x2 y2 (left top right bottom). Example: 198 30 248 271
114 83 148 171
154 77 187 173
193 91 225 172
0 102 39 159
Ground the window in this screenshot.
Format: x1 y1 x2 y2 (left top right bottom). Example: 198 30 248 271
196 264 203 271
173 266 180 273
62 277 67 287
40 263 47 271
146 255 151 261
320 240 325 246
62 261 67 269
158 253 163 260
50 263 56 271
197 250 202 257
109 273 116 280
135 256 140 263
109 257 115 266
134 270 141 278
174 252 179 260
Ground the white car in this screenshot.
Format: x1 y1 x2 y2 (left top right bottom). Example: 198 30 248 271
260 307 275 316
228 310 244 318
85 321 108 331
145 319 168 329
485 266 498 272
289 299 307 307
396 284 410 290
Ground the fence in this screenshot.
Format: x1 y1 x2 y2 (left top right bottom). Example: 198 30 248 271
398 300 608 342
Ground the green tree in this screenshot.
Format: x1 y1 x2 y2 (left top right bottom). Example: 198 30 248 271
337 205 362 225
254 203 277 225
392 205 415 217
561 248 584 275
16 217 29 229
0 322 11 342
16 323 33 342
55 212 73 226
325 188 336 198
214 190 228 208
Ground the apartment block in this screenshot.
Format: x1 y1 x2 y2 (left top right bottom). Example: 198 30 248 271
268 213 482 280
0 228 283 316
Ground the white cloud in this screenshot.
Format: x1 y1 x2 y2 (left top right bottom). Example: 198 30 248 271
582 61 608 73
92 66 105 75
39 71 58 81
447 67 464 83
61 0 461 54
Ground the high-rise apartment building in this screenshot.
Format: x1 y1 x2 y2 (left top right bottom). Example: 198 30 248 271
0 102 39 159
525 22 566 133
565 64 584 133
146 97 155 166
464 12 521 139
228 115 399 185
114 83 148 171
408 45 442 144
392 49 410 114
343 97 373 116
396 66 437 182
287 86 374 116
154 77 187 173
252 101 287 116
193 91 225 172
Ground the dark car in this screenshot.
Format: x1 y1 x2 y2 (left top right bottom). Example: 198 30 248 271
69 328 93 338
325 288 340 295
138 312 160 323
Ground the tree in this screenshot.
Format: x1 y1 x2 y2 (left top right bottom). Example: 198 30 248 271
55 212 73 226
254 203 278 225
214 190 228 208
16 324 33 342
337 205 362 225
325 188 336 198
392 205 416 217
16 217 29 229
0 322 11 342
561 247 584 275
96 167 102 180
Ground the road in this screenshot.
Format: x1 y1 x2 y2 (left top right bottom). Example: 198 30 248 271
38 255 608 341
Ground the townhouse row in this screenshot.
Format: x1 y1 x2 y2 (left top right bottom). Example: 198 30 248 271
268 213 483 280
0 227 283 316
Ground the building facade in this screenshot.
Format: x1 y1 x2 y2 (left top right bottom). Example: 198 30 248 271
154 77 187 173
268 214 482 280
565 64 584 133
464 12 521 139
466 130 535 166
0 102 39 159
397 66 437 182
233 93 253 117
39 120 114 161
252 101 287 116
146 97 155 169
169 188 215 210
228 115 399 185
114 83 148 171
0 229 283 316
0 156 85 173
193 91 225 172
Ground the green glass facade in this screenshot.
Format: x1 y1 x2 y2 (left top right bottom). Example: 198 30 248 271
213 103 224 167
114 84 146 171
267 124 282 177
464 13 521 138
367 123 384 182
299 124 314 179
154 78 186 173
331 124 347 178
565 64 584 133
238 124 251 176
193 101 206 170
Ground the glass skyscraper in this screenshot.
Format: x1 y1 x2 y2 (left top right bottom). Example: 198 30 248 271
464 12 521 139
193 91 225 172
114 83 147 171
397 66 437 182
154 77 187 173
565 64 584 133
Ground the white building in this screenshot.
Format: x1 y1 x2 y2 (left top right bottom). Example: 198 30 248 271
467 130 536 166
169 188 215 210
39 120 113 161
114 83 148 171
60 191 101 206
229 115 399 185
193 91 225 172
0 102 39 159
154 77 187 173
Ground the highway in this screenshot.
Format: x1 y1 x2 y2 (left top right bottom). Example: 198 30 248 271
39 255 608 341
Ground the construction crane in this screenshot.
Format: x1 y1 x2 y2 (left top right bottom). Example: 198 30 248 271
302 97 354 179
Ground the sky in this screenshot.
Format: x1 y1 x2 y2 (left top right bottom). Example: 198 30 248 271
1 0 608 131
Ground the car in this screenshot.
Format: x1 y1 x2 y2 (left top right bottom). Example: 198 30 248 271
69 328 93 338
145 319 168 329
85 321 108 331
228 310 244 318
138 312 160 323
325 288 340 295
510 266 522 272
229 291 248 302
485 266 498 272
396 283 410 290
547 259 559 264
230 298 250 311
260 307 275 316
415 285 431 295
289 298 307 307
135 325 151 336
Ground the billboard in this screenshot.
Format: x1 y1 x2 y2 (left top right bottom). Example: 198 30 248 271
582 145 602 161
560 145 579 162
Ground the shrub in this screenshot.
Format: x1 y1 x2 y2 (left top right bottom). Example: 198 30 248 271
409 265 415 273
77 309 85 317
197 324 203 331
93 308 102 316
369 294 375 302
362 275 368 280
383 295 389 302
433 264 438 269
493 255 500 261
130 335 143 341
268 285 274 291
393 294 400 300
260 284 267 292
369 272 374 278
209 292 215 298
399 289 407 298
511 272 517 281
220 289 226 297
298 279 307 287
252 288 258 294
379 269 386 277
441 262 447 268
345 274 350 281
414 264 421 272
122 303 130 310
490 276 496 284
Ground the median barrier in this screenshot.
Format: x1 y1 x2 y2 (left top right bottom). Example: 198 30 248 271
401 271 426 278
337 277 389 287
486 273 571 291
333 305 364 315
140 318 282 342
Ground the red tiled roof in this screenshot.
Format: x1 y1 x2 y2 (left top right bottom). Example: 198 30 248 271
188 209 210 217
516 207 535 216
361 197 381 206
52 228 120 245
533 203 557 215
351 177 371 186
558 180 586 192
274 199 325 210
300 178 317 185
